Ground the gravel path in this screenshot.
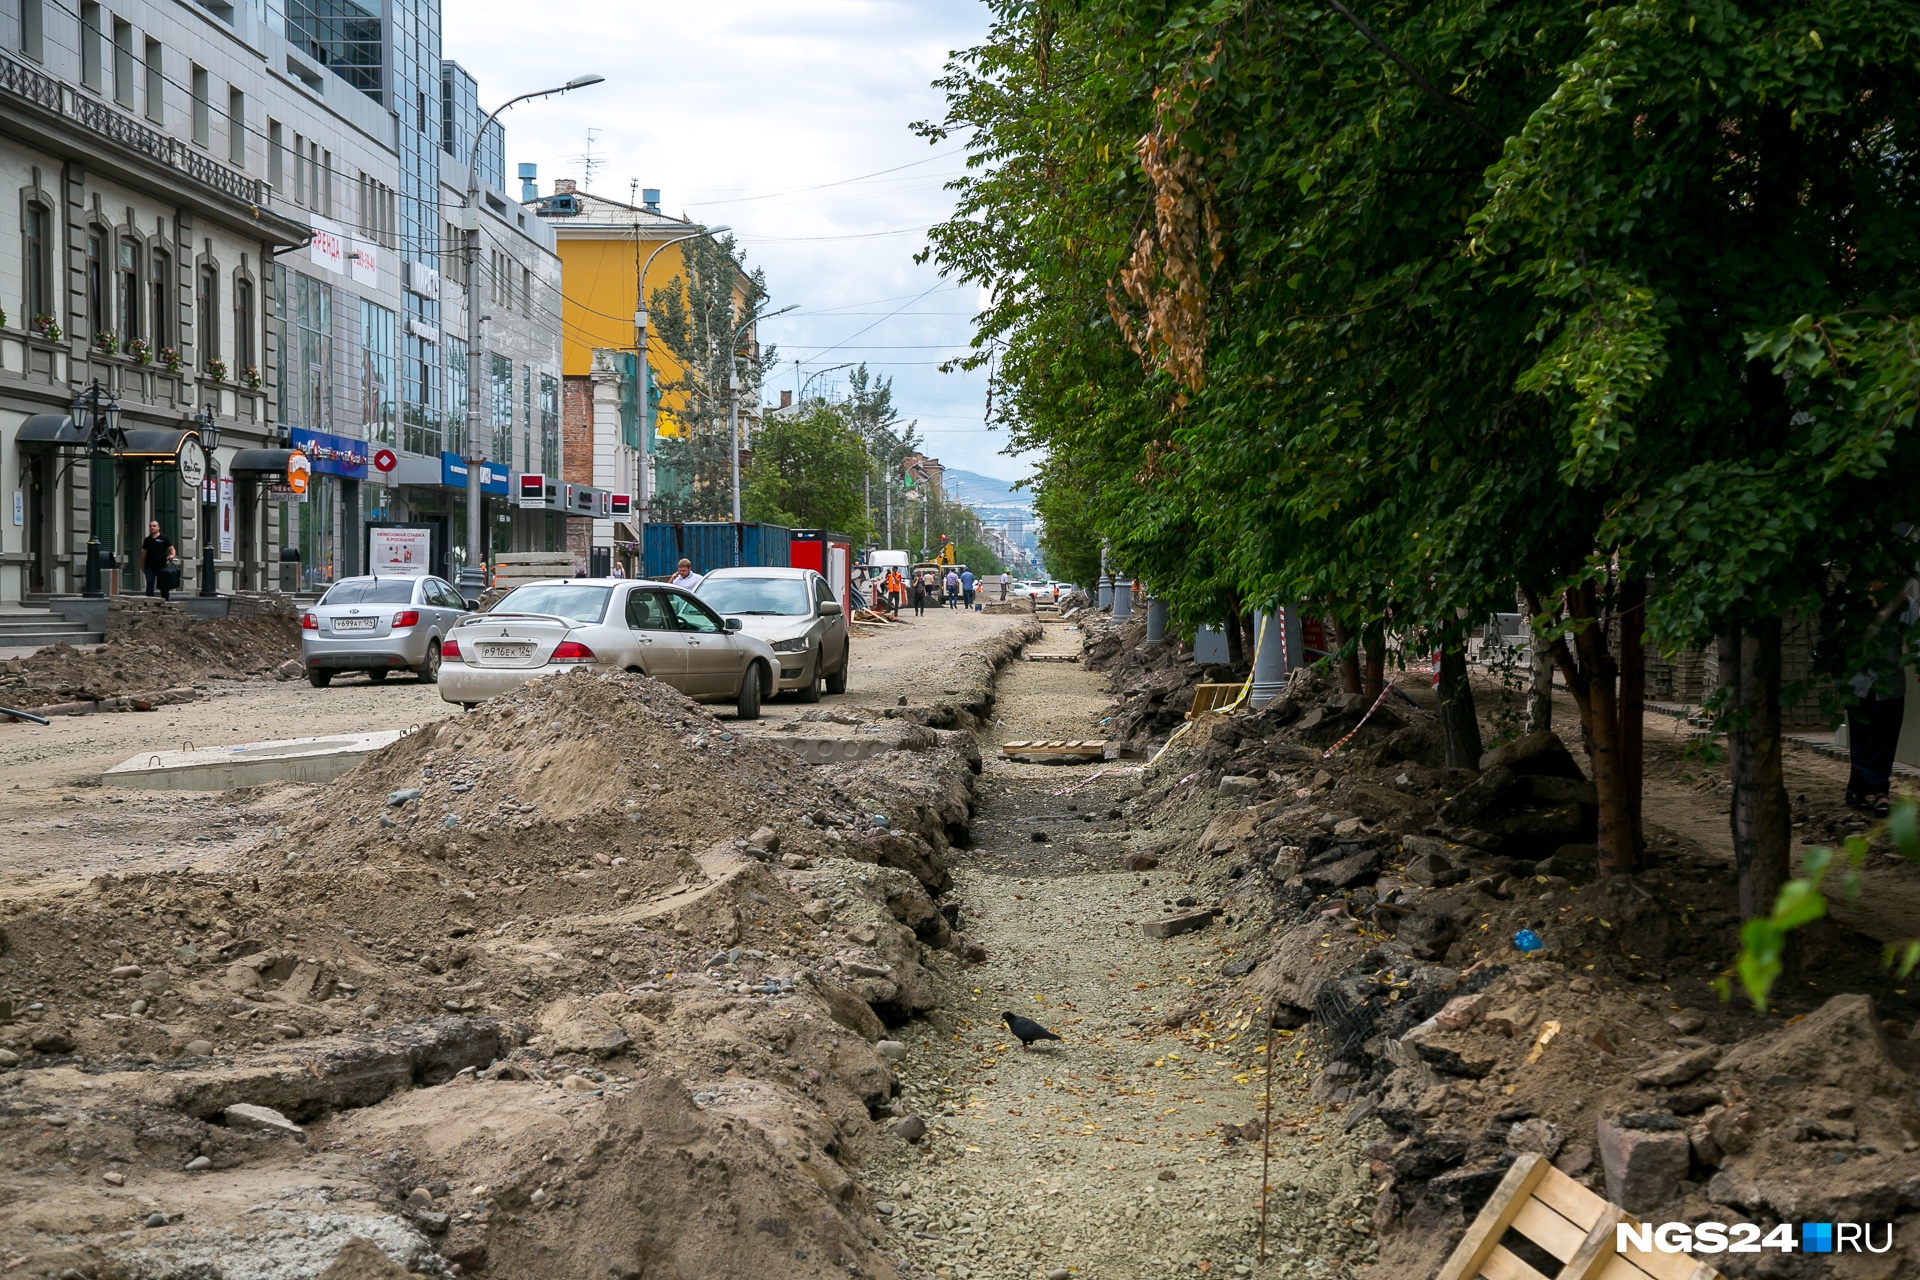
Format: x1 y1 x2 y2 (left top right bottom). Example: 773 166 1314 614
874 623 1379 1279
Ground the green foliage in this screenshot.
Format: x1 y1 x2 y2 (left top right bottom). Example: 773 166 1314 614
1719 798 1920 1010
742 402 873 541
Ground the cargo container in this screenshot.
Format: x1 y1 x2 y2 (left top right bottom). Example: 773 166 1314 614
642 522 792 578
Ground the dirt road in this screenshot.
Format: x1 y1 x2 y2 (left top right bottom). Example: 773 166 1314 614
874 621 1377 1279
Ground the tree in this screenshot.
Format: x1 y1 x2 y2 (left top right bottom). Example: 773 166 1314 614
742 401 872 540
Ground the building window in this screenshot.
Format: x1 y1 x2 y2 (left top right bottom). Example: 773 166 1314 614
116 237 141 342
277 272 332 431
489 353 512 463
360 301 396 446
227 87 246 166
292 132 306 206
144 38 163 122
111 18 135 107
86 229 105 339
233 275 255 374
442 220 467 288
320 150 333 215
540 373 559 477
23 203 52 326
443 335 468 455
19 0 43 61
404 333 438 455
79 2 101 90
197 265 219 366
268 120 283 192
150 247 173 352
522 365 532 473
521 265 531 319
191 65 210 147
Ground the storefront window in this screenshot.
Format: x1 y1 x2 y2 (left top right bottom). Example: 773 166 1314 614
361 300 397 446
298 475 337 591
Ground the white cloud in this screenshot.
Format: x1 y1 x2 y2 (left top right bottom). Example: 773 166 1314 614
446 0 1036 484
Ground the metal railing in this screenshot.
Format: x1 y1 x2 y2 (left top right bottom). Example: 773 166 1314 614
1 49 266 206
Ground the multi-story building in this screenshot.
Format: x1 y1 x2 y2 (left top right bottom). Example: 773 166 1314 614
0 0 571 606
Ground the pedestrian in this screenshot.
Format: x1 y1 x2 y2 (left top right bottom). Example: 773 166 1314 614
609 559 626 579
999 570 1011 602
960 567 976 609
140 520 175 602
885 567 906 616
1845 580 1917 817
944 568 961 609
911 572 928 617
669 558 704 591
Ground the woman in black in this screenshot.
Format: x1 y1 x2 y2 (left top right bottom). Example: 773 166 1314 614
140 520 175 601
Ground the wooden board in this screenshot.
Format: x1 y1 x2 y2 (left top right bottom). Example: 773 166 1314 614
1435 1156 1725 1280
1186 683 1244 720
1024 653 1082 663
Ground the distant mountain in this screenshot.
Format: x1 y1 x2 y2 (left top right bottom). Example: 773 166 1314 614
942 468 1032 512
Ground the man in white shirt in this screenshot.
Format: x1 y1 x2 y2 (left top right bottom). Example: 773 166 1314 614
670 558 704 590
999 571 1011 601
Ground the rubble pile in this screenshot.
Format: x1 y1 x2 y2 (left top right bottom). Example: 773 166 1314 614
0 607 300 708
1085 641 1920 1280
0 656 1034 1278
1080 610 1247 752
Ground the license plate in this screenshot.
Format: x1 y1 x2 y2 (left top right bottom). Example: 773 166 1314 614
332 617 376 631
479 643 533 660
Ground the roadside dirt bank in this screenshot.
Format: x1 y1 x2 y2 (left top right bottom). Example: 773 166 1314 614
0 612 1035 1279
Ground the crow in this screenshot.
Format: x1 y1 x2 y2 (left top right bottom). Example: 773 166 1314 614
1002 1011 1062 1051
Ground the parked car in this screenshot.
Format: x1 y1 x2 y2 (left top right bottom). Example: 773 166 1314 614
437 579 778 718
696 566 849 701
301 575 471 687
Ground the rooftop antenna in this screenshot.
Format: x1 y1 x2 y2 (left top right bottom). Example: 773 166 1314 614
568 127 604 191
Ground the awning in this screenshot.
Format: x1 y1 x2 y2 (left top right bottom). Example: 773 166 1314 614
119 428 195 460
229 448 296 474
16 417 197 458
15 413 85 447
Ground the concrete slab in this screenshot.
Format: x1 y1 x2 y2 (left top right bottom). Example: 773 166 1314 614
100 730 405 790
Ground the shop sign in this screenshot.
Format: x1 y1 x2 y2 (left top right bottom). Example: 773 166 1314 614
266 482 308 503
373 448 398 474
370 526 433 577
285 451 311 495
175 439 207 488
440 451 508 496
289 428 369 479
519 473 548 508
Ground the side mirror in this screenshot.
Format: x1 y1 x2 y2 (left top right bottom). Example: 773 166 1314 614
724 617 743 632
463 598 481 611
818 601 843 616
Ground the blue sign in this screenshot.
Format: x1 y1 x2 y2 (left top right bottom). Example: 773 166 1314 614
440 451 508 496
290 427 369 479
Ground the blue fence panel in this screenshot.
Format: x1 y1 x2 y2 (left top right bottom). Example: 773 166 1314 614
642 522 793 577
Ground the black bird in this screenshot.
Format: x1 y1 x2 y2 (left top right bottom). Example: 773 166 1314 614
1002 1011 1062 1051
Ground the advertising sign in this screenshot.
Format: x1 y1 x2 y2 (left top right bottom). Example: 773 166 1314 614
349 239 380 288
369 526 433 577
285 451 311 495
289 428 368 479
175 439 207 489
308 215 346 275
217 477 234 557
440 451 508 496
609 493 632 517
519 473 547 508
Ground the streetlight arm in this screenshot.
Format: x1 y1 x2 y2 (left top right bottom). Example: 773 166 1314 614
466 76 605 189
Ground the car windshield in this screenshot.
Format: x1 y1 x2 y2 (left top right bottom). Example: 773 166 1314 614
493 584 612 624
696 576 812 616
320 579 416 606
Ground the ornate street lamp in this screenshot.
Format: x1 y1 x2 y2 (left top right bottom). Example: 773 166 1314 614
193 407 222 598
71 380 124 599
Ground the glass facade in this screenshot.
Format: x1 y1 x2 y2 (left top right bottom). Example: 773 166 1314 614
443 335 468 454
489 353 512 462
540 373 560 477
284 0 382 98
440 62 503 192
392 0 442 446
360 300 396 445
278 272 333 431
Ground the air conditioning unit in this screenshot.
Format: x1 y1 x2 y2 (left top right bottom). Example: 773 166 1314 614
403 260 441 298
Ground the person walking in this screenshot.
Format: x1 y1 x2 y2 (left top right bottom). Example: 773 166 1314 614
944 568 961 609
1845 581 1917 817
960 567 976 609
884 567 906 617
669 558 704 591
999 570 1011 602
911 572 928 617
140 520 175 602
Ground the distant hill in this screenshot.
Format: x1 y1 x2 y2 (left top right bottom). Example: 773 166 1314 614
942 468 1032 512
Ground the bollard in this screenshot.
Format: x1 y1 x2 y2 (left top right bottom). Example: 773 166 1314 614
1192 623 1230 665
1097 574 1114 609
1250 608 1287 707
1145 597 1167 643
1112 577 1133 619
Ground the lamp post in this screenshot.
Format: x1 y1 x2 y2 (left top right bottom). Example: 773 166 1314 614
72 379 123 599
192 407 222 598
633 224 730 530
798 362 852 404
728 302 796 529
460 74 605 596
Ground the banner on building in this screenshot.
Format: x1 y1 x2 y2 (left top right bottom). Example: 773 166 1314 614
309 215 347 275
290 428 369 479
217 478 234 557
440 451 508 496
369 526 433 577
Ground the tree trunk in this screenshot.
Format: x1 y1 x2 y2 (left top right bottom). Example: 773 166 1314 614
1332 619 1362 694
1224 598 1245 667
1362 630 1386 702
1723 620 1792 921
1618 578 1646 867
1527 643 1555 734
1437 644 1483 769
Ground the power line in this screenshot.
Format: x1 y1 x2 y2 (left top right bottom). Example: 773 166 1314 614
679 148 964 207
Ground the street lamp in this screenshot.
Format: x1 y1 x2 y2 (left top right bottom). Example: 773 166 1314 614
460 73 606 595
192 407 222 598
633 224 730 529
729 302 797 527
798 363 853 404
71 380 123 599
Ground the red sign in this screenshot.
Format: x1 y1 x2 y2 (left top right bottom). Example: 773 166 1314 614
372 448 397 473
519 473 546 506
609 493 631 516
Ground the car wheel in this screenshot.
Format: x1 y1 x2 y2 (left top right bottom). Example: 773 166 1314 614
417 640 442 684
368 668 389 683
307 668 332 689
735 661 763 720
824 642 849 695
795 648 823 703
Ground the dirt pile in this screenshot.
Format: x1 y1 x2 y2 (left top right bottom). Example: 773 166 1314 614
0 608 300 708
1079 611 1246 750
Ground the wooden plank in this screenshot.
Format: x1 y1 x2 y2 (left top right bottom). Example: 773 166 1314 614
1557 1205 1626 1280
1434 1155 1549 1280
1616 1236 1712 1280
1477 1245 1553 1280
1512 1195 1589 1262
1532 1164 1610 1230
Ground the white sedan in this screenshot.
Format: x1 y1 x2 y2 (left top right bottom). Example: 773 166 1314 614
438 579 778 718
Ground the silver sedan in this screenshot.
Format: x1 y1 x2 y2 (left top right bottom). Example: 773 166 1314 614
301 575 471 687
438 579 779 718
695 566 850 700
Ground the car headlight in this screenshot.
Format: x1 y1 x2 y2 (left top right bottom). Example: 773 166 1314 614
771 636 810 654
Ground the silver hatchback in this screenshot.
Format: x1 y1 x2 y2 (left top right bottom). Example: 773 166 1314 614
301 575 472 687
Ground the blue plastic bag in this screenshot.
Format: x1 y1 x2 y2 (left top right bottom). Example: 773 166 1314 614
1513 929 1545 954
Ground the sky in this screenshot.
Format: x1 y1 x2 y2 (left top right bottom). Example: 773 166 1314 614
446 0 1033 486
